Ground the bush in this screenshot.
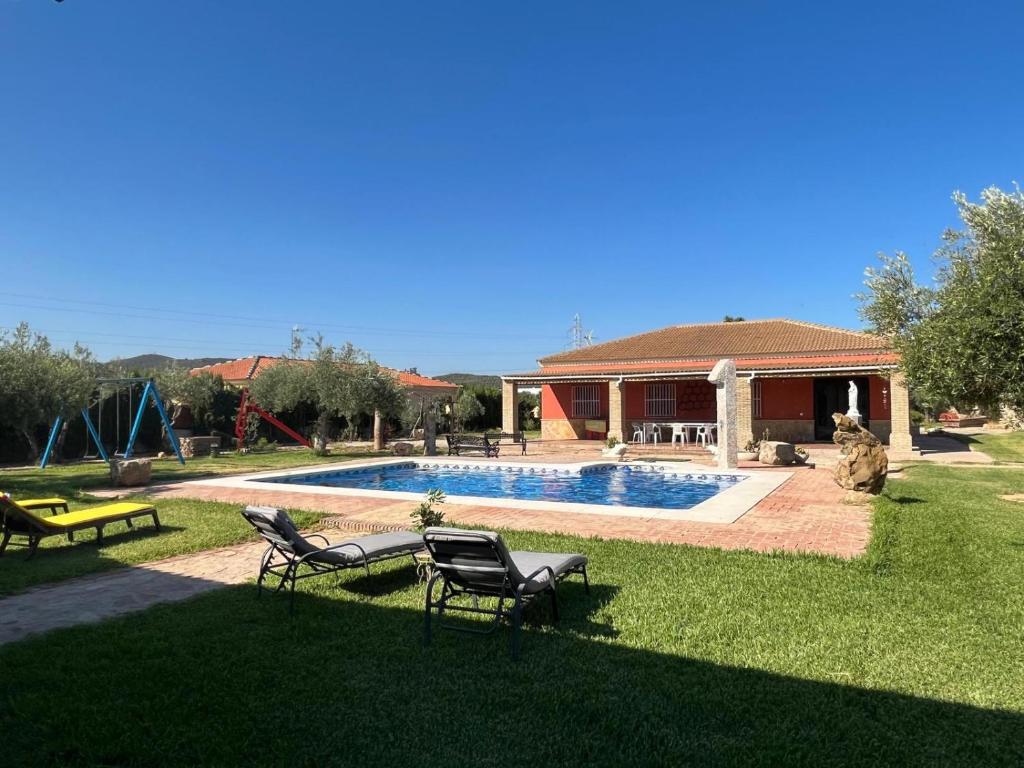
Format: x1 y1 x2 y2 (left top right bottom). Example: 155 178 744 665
410 489 446 530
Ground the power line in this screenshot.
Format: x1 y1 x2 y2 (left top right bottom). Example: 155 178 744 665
0 292 565 341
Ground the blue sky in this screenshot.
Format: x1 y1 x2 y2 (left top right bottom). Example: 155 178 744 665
1 1 1021 375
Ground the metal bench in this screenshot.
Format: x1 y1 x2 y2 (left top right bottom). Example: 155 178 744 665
484 431 528 455
445 434 500 458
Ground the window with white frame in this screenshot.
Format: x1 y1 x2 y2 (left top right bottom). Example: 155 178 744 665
571 384 601 418
644 382 676 418
751 379 763 418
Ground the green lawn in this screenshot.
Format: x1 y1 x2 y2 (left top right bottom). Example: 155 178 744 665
0 446 388 500
1 464 1022 765
0 449 382 595
946 430 1024 462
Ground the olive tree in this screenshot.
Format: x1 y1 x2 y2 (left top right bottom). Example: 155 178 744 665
858 186 1024 415
0 323 96 460
249 339 406 453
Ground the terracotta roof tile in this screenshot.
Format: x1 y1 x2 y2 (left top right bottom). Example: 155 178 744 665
507 352 900 379
190 356 458 391
537 319 889 366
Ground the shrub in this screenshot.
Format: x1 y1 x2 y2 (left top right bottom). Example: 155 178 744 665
410 489 446 530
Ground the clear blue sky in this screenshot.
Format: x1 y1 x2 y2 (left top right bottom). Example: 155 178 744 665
2 1 1021 375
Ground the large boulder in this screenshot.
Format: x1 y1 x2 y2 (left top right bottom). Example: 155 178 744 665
832 413 888 494
392 441 414 456
110 458 152 487
759 441 796 466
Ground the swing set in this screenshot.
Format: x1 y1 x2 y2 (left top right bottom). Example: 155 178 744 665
39 377 185 469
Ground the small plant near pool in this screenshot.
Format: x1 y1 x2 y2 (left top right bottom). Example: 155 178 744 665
410 488 446 529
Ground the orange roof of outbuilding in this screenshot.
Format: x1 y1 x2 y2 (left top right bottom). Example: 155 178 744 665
190 356 458 391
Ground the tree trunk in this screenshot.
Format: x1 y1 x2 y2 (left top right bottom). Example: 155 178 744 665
423 407 437 456
314 412 331 455
21 427 40 462
373 409 384 451
53 421 69 464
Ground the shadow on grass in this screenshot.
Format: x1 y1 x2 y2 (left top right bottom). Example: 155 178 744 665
0 573 1020 767
0 524 185 596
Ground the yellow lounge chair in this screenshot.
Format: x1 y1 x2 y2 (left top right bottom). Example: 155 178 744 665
0 493 161 558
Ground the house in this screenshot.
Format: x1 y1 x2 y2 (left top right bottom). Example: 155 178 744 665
190 355 459 401
501 319 913 456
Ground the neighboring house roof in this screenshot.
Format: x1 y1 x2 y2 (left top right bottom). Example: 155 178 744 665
508 319 896 379
190 355 459 393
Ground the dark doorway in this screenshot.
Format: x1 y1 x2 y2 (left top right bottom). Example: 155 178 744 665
813 377 870 440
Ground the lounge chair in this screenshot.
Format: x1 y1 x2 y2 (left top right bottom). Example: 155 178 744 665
422 527 589 659
240 506 425 613
0 493 161 558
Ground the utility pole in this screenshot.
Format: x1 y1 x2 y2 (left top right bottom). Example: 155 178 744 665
569 314 595 350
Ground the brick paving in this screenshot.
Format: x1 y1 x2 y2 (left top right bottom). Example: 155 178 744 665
0 527 364 646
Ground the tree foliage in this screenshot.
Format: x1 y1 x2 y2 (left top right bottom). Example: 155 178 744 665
0 323 96 459
453 390 485 430
154 367 225 429
858 186 1024 412
249 338 407 451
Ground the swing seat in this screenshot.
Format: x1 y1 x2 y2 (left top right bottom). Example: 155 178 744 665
0 494 161 558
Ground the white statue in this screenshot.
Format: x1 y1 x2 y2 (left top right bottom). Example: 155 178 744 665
846 380 862 424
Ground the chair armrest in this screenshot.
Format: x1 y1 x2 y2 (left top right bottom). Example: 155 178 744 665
306 533 331 546
520 565 556 592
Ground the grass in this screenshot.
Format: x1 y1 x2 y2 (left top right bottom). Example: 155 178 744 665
1 464 1023 765
0 445 388 500
945 430 1024 462
0 449 381 595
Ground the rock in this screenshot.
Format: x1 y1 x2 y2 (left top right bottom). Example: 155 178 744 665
110 458 152 487
392 441 414 456
759 441 796 466
832 413 887 494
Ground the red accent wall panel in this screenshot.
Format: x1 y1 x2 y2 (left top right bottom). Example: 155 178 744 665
869 375 892 419
759 377 813 420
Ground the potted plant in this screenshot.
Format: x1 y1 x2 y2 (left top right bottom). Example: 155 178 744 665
737 438 759 462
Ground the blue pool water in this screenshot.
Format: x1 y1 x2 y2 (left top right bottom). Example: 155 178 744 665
258 462 744 510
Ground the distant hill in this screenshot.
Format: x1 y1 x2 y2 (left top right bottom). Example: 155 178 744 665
103 354 230 373
437 373 501 388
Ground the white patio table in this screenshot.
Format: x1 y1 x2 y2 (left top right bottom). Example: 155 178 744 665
643 421 717 445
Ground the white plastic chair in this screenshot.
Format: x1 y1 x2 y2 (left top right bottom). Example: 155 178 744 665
670 424 688 446
631 423 645 444
644 423 661 445
695 425 709 448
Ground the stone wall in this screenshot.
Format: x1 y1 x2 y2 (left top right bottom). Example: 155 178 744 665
753 419 814 444
541 418 586 440
179 435 221 458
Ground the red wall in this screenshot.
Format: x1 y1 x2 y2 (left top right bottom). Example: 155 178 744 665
758 377 813 420
869 375 891 420
623 380 716 421
541 383 608 420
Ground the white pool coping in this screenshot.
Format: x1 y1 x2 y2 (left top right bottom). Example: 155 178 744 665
184 457 793 525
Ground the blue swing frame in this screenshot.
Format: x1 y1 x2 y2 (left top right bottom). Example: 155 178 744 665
39 378 185 468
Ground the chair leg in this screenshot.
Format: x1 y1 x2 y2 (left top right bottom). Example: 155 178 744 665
288 564 298 615
256 545 274 597
67 531 74 543
0 529 10 557
424 572 441 647
125 518 134 529
27 536 40 560
152 512 162 531
582 566 591 594
549 587 560 623
95 526 104 545
510 592 524 660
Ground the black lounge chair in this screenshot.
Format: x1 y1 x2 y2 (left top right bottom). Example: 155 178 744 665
422 526 589 659
241 506 425 613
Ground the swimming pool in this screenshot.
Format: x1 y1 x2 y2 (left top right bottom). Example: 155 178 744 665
258 461 745 511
